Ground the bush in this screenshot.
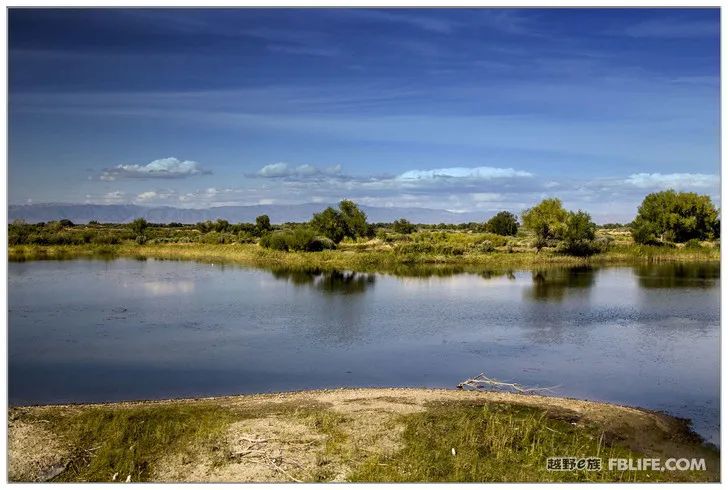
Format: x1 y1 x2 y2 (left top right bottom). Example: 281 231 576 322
310 200 369 243
394 242 466 256
476 240 495 253
310 207 348 243
392 218 417 234
307 236 336 251
237 231 257 244
259 227 336 252
130 218 148 235
631 190 719 244
630 221 660 245
522 198 568 241
485 211 519 236
92 234 120 245
561 211 599 256
255 215 272 233
685 238 703 249
259 231 289 251
288 227 317 251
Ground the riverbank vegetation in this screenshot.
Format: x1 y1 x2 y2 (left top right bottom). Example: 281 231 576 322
8 191 719 270
9 388 718 482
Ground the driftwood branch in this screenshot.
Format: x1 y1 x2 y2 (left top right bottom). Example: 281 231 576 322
457 372 559 395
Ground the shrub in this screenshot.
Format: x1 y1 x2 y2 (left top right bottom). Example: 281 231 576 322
392 218 417 234
522 198 569 241
92 234 120 245
485 211 519 236
307 236 336 251
310 200 369 243
258 227 335 252
631 190 719 244
630 221 660 245
255 215 272 233
476 240 495 253
237 231 256 244
130 218 148 235
561 211 599 256
685 238 703 249
288 227 317 251
394 242 466 256
310 207 348 243
259 231 289 251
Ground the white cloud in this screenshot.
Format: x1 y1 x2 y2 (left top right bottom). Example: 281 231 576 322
103 191 126 203
471 192 503 202
256 162 342 179
135 191 158 202
625 172 719 189
396 166 532 181
100 157 210 180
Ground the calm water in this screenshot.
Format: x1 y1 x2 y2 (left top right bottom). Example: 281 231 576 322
8 259 720 444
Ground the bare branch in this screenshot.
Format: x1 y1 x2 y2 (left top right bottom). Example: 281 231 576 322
457 372 560 395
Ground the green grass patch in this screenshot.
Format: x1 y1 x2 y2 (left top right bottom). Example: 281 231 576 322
350 402 703 482
30 403 236 482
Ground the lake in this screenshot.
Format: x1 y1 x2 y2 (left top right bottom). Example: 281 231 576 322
8 259 720 444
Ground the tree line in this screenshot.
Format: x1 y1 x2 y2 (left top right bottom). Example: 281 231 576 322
8 190 719 256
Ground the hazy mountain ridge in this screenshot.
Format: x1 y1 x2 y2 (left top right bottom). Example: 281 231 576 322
9 203 490 225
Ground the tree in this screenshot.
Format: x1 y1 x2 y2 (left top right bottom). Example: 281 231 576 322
521 198 569 244
338 199 368 238
310 200 369 243
485 211 519 236
392 218 416 234
310 207 348 243
214 219 230 233
562 210 598 256
129 218 148 235
631 190 719 244
255 214 272 233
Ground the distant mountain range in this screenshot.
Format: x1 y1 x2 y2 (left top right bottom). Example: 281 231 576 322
8 203 490 225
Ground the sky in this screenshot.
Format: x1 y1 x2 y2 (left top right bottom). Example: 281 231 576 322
8 8 720 222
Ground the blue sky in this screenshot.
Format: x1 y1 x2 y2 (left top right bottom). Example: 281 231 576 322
9 8 720 222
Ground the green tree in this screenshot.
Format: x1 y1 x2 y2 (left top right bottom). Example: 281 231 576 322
392 218 416 234
631 190 719 244
255 214 272 233
521 198 569 247
338 199 368 239
213 219 230 233
562 210 598 256
485 211 519 236
310 207 348 243
309 200 369 243
129 218 148 235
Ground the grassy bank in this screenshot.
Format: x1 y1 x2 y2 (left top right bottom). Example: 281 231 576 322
7 240 719 274
9 388 719 482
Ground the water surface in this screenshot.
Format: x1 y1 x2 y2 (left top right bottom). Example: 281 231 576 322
8 259 720 444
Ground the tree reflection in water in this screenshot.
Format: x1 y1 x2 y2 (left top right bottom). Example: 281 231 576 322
633 263 719 289
527 266 596 302
270 268 376 294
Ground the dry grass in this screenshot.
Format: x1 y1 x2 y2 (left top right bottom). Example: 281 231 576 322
9 388 719 483
8 234 718 276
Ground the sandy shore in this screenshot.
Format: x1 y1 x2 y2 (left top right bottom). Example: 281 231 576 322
8 388 719 482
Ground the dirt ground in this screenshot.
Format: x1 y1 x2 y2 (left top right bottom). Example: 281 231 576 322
8 388 720 482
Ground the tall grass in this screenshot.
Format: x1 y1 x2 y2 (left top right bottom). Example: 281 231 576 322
29 403 235 482
351 402 706 482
